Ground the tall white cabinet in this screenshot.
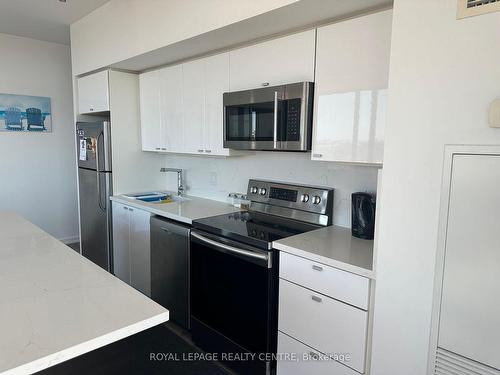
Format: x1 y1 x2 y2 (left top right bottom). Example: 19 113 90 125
311 10 392 164
430 149 500 373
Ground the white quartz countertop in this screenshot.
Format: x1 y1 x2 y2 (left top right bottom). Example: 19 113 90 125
273 225 375 279
110 194 240 224
0 212 169 375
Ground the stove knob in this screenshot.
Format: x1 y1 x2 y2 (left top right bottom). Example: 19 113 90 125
259 188 267 196
300 194 310 203
312 196 322 205
250 186 258 194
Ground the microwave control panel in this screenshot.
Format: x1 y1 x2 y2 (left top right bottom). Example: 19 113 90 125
285 98 301 142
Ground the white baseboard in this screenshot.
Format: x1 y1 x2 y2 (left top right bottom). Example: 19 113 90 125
58 236 80 245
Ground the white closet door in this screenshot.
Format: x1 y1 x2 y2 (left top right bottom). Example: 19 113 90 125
438 154 500 370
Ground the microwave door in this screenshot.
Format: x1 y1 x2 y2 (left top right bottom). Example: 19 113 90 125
223 86 284 151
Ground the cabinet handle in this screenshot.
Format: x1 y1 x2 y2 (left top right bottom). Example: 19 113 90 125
313 153 323 158
312 265 323 272
160 227 170 234
161 148 166 151
262 82 270 87
197 149 204 153
129 208 134 212
123 206 128 210
205 150 212 153
311 295 322 303
89 108 94 112
155 147 161 150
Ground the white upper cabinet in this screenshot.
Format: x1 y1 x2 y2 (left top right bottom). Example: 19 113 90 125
204 53 231 156
139 52 235 156
139 70 161 151
77 70 110 114
229 29 316 91
182 59 205 154
311 10 392 164
159 64 184 153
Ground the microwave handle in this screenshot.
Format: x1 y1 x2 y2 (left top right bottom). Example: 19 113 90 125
273 91 278 149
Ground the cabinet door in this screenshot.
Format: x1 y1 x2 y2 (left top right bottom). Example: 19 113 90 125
139 70 161 151
129 207 151 297
204 53 230 156
77 70 110 114
312 10 392 164
438 154 500 369
112 202 130 284
182 59 205 154
277 332 359 375
229 29 316 91
159 65 184 152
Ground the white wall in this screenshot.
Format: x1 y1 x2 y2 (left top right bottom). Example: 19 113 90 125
0 33 78 242
70 0 296 75
161 153 378 228
371 1 500 374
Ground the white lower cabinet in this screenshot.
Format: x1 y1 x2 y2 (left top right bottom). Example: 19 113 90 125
278 252 371 374
112 202 151 296
277 332 359 375
279 279 368 373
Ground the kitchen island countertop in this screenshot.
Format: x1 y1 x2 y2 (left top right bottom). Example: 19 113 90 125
0 212 169 375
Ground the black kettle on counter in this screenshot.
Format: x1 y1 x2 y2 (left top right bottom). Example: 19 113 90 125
351 192 376 240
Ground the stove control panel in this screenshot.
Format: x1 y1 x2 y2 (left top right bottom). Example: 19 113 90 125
246 179 334 218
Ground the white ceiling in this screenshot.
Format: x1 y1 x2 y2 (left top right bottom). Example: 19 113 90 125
0 0 110 45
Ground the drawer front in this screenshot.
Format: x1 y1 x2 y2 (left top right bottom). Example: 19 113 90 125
280 251 370 310
277 332 360 375
279 279 368 373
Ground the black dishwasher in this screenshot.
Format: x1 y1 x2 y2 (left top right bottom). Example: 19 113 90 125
150 216 190 329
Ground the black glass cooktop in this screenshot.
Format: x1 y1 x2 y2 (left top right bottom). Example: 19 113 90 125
192 211 321 250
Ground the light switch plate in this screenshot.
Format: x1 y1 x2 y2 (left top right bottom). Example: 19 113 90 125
488 99 500 128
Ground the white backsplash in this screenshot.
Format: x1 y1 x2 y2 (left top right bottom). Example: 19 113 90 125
161 152 379 228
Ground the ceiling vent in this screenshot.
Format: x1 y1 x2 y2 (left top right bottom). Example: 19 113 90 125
457 0 500 18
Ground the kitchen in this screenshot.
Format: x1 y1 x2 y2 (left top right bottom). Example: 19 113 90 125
0 1 499 375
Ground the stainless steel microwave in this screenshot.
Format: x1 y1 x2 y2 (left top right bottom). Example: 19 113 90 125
223 81 314 151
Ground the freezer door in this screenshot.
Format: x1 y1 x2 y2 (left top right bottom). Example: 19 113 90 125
76 121 112 171
79 168 112 271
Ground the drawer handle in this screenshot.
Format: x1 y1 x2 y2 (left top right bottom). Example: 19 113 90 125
312 265 323 272
311 295 322 303
160 227 170 234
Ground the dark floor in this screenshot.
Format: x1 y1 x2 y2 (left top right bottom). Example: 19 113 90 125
37 323 229 375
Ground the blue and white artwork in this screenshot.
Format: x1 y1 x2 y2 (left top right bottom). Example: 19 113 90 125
0 93 52 132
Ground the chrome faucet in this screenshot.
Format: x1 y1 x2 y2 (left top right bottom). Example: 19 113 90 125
160 168 184 196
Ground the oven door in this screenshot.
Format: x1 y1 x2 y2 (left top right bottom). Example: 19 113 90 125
190 230 277 374
223 86 284 151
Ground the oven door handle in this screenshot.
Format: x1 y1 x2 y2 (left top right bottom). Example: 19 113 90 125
191 231 272 268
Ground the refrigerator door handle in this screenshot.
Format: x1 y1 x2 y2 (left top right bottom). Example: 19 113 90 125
96 131 106 211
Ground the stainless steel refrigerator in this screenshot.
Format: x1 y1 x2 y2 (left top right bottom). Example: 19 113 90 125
76 121 113 271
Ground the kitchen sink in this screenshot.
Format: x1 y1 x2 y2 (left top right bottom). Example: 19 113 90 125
122 192 190 204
